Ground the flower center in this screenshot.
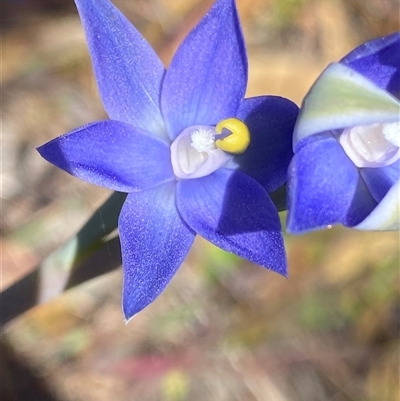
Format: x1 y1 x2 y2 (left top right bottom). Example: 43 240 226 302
339 122 400 168
170 118 250 179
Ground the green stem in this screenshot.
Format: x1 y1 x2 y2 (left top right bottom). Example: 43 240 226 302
0 192 126 329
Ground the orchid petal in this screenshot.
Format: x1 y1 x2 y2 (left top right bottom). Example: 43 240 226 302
294 63 400 151
176 169 287 276
161 0 247 140
74 0 167 138
120 183 195 320
234 96 298 192
287 136 377 232
355 179 400 231
37 120 173 192
341 32 400 96
361 159 400 202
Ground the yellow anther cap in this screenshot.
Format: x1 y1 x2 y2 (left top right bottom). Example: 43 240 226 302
215 118 250 154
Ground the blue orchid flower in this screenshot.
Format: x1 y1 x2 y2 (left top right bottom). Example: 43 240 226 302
287 32 400 233
38 0 298 319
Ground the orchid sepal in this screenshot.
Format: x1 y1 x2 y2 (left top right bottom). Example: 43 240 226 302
294 62 400 150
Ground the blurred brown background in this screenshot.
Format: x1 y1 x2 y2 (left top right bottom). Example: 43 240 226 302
1 0 400 400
